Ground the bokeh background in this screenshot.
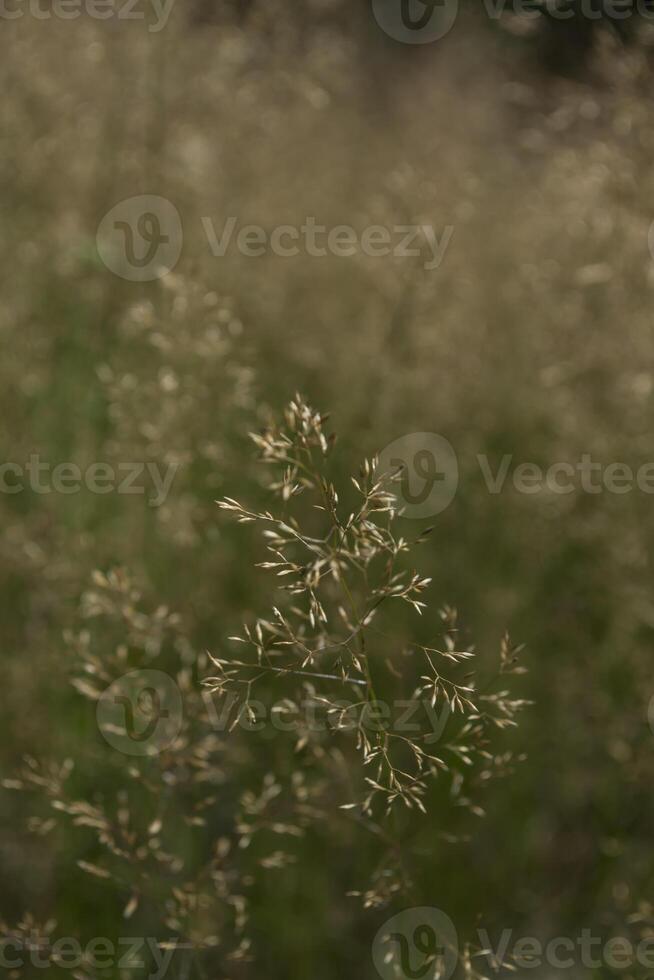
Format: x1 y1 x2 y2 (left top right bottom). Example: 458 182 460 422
2 2 654 977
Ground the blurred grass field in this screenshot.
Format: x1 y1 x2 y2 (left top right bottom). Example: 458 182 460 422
2 5 654 978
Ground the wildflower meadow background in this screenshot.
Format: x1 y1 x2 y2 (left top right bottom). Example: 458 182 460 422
2 3 654 978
